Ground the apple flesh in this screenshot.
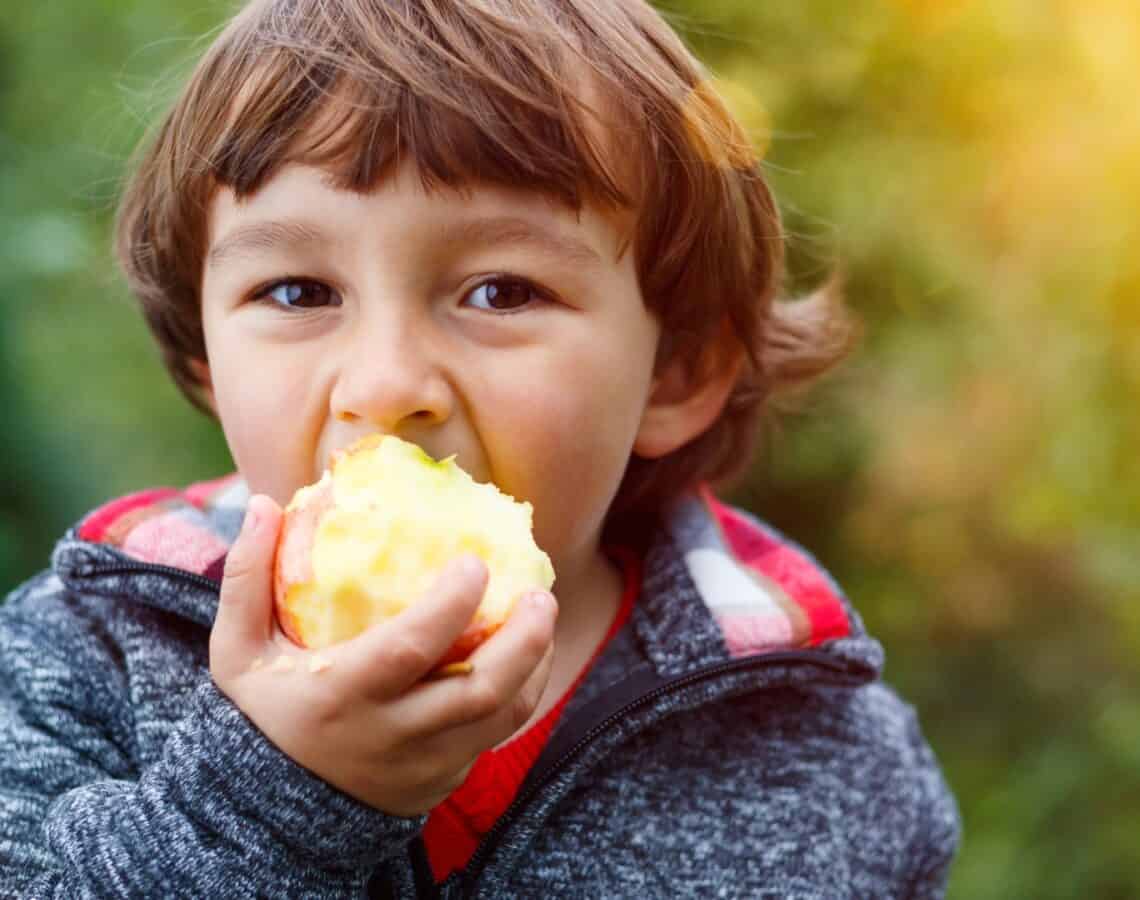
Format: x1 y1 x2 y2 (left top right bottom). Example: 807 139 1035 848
272 434 555 666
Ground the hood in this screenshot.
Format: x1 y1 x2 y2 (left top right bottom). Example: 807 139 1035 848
50 476 882 679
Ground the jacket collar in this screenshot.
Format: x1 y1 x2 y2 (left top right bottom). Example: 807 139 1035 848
51 474 247 629
51 476 881 677
636 487 880 677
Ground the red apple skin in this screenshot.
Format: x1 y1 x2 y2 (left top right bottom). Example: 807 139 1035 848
272 476 334 648
272 461 504 667
436 620 498 668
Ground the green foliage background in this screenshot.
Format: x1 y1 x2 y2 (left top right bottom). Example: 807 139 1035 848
2 1 1137 895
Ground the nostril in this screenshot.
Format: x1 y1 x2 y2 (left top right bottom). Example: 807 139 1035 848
336 411 360 423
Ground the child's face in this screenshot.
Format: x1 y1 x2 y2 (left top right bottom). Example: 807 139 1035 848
199 163 661 574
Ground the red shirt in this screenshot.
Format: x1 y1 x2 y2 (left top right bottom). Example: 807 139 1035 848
423 549 640 882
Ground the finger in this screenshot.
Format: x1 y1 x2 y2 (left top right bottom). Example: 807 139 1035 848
409 608 557 765
455 611 557 751
210 494 283 680
337 554 490 697
397 590 558 735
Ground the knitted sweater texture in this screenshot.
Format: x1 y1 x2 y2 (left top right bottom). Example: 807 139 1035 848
0 478 959 898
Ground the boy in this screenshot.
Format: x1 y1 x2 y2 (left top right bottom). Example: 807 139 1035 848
0 0 959 896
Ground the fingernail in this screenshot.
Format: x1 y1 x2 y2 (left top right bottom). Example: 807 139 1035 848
457 554 485 581
241 498 262 538
526 591 556 617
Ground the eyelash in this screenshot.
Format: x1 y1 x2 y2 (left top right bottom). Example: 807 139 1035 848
248 274 552 315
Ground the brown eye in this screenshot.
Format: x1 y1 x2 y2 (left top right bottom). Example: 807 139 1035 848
259 279 340 310
463 277 542 312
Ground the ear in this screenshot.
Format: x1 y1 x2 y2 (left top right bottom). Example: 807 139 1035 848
634 325 745 460
188 357 218 415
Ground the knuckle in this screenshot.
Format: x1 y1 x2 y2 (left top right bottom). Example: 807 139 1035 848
410 749 453 792
519 624 551 662
441 761 474 795
508 689 536 732
208 633 238 682
221 550 255 585
380 719 409 749
383 708 420 748
465 677 501 720
305 684 342 728
403 752 434 788
383 632 432 674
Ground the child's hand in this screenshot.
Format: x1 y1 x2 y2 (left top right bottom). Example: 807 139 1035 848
209 494 558 817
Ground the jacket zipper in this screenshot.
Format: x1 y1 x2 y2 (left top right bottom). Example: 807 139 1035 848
409 835 438 898
75 561 221 592
76 560 856 899
458 650 852 896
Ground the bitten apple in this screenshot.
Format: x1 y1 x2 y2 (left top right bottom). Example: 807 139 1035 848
272 434 555 666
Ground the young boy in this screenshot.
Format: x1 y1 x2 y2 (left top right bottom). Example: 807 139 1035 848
0 0 959 896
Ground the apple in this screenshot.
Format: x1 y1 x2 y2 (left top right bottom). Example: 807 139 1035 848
272 434 555 667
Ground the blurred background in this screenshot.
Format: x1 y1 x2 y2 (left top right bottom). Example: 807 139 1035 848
1 0 1137 895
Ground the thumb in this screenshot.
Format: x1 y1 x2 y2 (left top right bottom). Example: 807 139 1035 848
210 494 283 679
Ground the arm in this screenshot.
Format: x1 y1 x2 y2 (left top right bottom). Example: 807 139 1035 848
2 493 557 899
0 581 419 899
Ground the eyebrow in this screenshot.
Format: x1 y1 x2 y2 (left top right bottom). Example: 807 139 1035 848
206 214 604 270
435 216 604 268
207 219 331 270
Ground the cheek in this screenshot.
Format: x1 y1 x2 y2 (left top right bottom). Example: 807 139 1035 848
207 342 318 504
488 363 649 557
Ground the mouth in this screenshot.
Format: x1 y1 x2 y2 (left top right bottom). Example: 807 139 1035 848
320 434 485 485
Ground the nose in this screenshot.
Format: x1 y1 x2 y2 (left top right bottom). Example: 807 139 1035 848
329 308 454 434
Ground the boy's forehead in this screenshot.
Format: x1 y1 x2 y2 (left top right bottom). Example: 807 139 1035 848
206 162 633 268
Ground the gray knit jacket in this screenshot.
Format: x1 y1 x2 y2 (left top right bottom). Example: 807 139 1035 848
0 478 959 898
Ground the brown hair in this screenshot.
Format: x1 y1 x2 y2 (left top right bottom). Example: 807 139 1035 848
116 0 857 533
